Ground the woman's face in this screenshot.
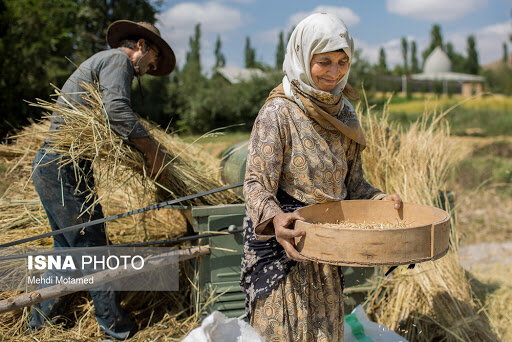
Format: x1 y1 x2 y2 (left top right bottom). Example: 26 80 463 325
310 50 349 92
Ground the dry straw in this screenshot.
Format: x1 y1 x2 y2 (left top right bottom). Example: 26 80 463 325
358 92 498 341
0 82 242 340
26 81 241 209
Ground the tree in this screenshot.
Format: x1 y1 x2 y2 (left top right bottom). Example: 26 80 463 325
466 35 479 74
410 40 419 73
422 24 444 66
401 37 408 74
214 34 225 70
445 42 466 73
275 31 285 70
503 42 509 64
377 47 388 74
244 36 256 68
183 23 202 77
349 49 375 91
0 0 160 138
0 0 78 137
74 0 159 61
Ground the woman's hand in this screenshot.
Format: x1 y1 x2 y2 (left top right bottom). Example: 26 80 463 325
381 193 403 210
273 212 307 262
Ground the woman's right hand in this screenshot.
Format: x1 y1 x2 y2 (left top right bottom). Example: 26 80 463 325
273 212 307 262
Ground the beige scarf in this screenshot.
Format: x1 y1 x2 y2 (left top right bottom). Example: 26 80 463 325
276 12 366 147
266 83 366 147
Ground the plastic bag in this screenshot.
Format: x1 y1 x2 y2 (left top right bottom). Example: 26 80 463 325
182 311 264 342
183 306 406 342
344 305 408 342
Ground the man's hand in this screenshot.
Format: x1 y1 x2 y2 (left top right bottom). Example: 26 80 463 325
129 136 170 180
273 212 307 262
381 193 403 210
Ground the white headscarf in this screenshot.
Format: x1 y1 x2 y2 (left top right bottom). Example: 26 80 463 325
282 13 354 101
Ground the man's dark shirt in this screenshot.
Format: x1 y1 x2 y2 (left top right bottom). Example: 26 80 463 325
48 48 149 141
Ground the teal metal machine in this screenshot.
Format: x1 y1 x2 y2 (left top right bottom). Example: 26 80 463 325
189 140 456 318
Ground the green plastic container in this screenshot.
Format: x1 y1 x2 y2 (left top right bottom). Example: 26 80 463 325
189 204 247 318
220 141 249 198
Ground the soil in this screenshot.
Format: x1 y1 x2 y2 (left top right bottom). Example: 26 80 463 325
459 242 512 271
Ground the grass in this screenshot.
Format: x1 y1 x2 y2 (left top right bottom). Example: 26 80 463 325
369 93 512 136
448 137 512 191
181 131 249 159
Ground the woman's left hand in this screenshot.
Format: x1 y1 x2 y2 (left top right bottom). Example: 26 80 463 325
381 193 403 210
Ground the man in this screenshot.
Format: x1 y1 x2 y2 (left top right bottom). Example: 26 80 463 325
28 20 176 340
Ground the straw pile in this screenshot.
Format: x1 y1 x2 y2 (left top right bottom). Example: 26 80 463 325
0 84 242 339
358 94 499 341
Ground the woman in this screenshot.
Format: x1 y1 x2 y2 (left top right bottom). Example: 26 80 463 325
241 13 402 341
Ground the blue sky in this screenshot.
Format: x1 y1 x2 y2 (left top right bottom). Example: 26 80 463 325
155 0 511 72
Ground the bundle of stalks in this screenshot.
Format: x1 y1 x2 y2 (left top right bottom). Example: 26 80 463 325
358 94 499 340
0 120 214 340
0 121 188 247
27 81 241 208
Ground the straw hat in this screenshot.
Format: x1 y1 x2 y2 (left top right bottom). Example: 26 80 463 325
107 20 176 76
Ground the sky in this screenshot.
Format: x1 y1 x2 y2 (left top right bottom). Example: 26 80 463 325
155 0 511 73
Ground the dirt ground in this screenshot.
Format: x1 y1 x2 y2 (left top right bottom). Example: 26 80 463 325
450 136 512 341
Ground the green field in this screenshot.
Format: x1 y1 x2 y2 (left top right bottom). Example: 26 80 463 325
370 93 512 136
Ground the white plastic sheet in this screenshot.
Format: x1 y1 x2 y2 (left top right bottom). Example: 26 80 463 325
182 311 264 342
182 306 407 342
344 305 408 342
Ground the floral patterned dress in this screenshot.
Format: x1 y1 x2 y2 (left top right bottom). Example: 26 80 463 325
241 95 385 341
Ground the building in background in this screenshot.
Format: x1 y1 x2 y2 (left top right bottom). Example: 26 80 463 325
214 67 266 84
410 47 485 96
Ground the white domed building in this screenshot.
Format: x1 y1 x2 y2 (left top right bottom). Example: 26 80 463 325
411 46 484 96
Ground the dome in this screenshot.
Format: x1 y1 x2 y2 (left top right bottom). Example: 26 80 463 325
424 46 451 74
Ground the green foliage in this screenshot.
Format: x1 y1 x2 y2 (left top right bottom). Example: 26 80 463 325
349 49 376 91
392 64 405 76
176 73 282 133
401 37 408 74
466 35 479 74
183 23 202 78
422 24 444 67
214 34 226 70
0 0 78 137
380 95 512 137
172 27 279 133
455 141 512 189
445 42 466 73
410 41 419 73
131 75 180 128
244 36 256 68
377 47 388 74
74 0 159 61
0 0 159 138
482 65 512 95
275 31 285 70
